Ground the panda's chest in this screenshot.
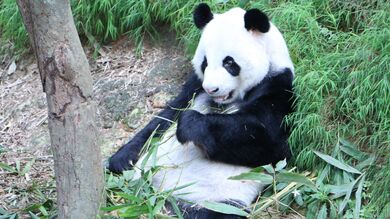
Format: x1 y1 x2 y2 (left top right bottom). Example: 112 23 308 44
192 92 239 115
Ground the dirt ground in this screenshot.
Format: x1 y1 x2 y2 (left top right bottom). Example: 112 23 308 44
0 33 192 211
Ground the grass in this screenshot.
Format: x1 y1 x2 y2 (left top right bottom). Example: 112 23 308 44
0 0 389 217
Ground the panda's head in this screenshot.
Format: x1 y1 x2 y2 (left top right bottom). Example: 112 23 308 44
192 3 294 104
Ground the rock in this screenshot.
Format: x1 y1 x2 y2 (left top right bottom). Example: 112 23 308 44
7 61 16 76
99 80 125 93
123 105 143 129
151 91 172 108
30 132 50 148
101 91 131 121
102 114 114 129
147 56 191 95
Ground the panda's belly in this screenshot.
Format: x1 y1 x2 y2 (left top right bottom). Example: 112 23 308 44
135 93 263 205
136 128 262 206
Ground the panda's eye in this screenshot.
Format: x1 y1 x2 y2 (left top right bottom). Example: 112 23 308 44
201 56 208 73
222 56 240 77
223 56 235 67
224 60 234 67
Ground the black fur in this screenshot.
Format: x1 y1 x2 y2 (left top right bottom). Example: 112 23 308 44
176 68 294 167
194 3 213 29
181 208 245 219
222 56 240 76
108 73 203 173
201 56 208 73
244 9 270 33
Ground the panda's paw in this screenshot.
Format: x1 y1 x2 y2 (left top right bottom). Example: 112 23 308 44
176 110 204 144
108 150 137 173
176 110 217 156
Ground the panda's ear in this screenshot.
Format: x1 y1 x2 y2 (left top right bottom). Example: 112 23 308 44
194 3 213 29
244 9 270 33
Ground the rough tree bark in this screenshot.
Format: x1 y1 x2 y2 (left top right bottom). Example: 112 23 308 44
17 0 104 218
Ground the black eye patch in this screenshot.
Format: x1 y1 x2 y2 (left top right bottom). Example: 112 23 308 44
222 56 240 76
201 56 208 73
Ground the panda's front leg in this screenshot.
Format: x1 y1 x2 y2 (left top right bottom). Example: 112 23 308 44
176 110 217 157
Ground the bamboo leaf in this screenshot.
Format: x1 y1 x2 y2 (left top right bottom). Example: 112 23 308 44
276 172 316 189
15 160 20 173
306 201 320 219
339 174 364 213
275 158 287 172
122 170 135 181
262 164 274 174
316 164 330 186
28 212 40 219
378 202 390 219
317 204 328 219
0 207 8 214
101 204 132 211
229 172 273 184
118 205 149 217
21 159 35 176
342 171 354 184
0 162 16 173
201 201 249 217
152 200 165 215
249 166 266 173
339 145 366 161
313 151 361 174
167 197 183 219
356 155 375 170
38 206 48 216
294 193 304 206
329 203 338 219
324 182 354 199
354 175 365 219
116 192 142 203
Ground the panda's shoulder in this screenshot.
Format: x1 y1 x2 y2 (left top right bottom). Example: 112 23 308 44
244 68 293 101
267 68 294 91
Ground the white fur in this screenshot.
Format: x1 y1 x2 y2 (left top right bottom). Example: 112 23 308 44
257 23 294 73
192 8 294 103
135 94 263 205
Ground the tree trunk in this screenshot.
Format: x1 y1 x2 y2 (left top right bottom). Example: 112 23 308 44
17 0 104 218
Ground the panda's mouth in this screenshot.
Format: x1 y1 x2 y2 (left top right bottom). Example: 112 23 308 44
212 90 234 103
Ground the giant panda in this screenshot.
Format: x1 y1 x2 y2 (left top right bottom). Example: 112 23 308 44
108 3 294 219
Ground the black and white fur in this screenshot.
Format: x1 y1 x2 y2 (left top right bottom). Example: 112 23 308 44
109 4 294 219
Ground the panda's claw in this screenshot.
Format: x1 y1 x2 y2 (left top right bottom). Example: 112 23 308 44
108 149 137 173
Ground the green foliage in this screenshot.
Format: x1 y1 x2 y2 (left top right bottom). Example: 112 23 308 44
201 201 249 217
0 0 28 54
1 0 389 216
302 140 372 219
235 140 375 218
280 1 390 212
0 160 57 218
0 207 19 219
0 159 35 176
102 137 185 218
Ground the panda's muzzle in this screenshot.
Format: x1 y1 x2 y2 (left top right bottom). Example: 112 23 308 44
212 90 234 102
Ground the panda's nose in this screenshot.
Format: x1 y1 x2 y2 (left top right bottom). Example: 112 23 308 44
205 87 219 94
